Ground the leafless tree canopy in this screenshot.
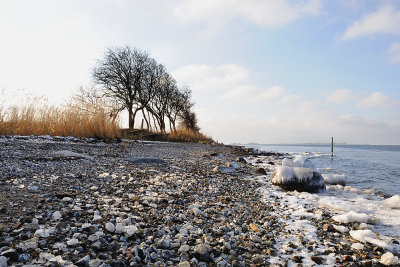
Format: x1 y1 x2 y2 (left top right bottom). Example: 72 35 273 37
91 46 199 132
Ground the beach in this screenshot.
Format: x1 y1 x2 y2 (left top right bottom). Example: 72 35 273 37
0 136 399 266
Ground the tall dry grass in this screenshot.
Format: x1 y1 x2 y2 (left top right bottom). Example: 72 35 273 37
168 128 213 143
0 98 120 139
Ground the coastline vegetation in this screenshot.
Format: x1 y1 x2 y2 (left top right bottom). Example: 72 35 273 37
0 46 212 143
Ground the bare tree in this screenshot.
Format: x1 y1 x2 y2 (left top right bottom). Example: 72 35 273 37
92 46 165 129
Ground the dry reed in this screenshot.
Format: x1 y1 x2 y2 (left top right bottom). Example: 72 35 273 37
0 98 120 139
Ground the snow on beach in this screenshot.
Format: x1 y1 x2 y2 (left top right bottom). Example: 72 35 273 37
246 152 400 264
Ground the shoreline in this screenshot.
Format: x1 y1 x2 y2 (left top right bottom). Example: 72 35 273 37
0 135 399 266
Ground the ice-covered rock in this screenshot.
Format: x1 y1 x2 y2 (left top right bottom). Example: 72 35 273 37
282 158 296 167
322 174 346 185
383 195 400 209
271 166 325 193
332 211 370 223
293 155 316 170
380 252 399 266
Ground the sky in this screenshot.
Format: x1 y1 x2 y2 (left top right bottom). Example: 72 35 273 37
1 0 400 145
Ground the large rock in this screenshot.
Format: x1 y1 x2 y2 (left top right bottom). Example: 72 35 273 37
271 166 325 193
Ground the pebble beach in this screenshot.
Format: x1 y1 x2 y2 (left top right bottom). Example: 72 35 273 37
0 136 399 266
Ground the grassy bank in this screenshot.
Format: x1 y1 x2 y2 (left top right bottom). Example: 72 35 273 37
120 128 213 143
0 99 120 139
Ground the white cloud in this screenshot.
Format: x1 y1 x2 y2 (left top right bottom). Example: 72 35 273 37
172 0 321 30
172 64 249 92
222 85 288 102
356 92 398 109
326 89 355 104
388 42 400 62
342 5 400 39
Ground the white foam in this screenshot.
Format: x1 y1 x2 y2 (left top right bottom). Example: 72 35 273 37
332 211 370 223
383 195 400 209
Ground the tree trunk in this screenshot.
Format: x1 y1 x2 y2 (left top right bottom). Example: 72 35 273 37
142 109 149 130
128 109 134 129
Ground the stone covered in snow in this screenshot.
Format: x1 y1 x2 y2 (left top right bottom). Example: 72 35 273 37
322 174 346 185
271 166 325 193
383 195 400 209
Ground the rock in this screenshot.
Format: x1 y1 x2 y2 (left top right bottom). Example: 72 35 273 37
213 166 236 174
255 168 267 175
310 256 323 264
66 238 79 246
1 249 18 262
125 225 138 237
271 166 325 193
226 162 240 169
0 256 7 267
178 245 190 253
249 223 260 232
323 224 335 232
54 150 93 160
210 153 223 158
125 157 166 164
193 244 210 262
52 211 62 221
88 258 103 267
177 262 191 267
237 157 246 163
105 222 115 232
292 255 302 263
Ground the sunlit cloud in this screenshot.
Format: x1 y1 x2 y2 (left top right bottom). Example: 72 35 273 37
356 92 399 109
342 5 400 39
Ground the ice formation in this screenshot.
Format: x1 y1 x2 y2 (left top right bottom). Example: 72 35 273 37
332 211 370 223
281 156 315 170
322 174 346 185
380 252 399 266
383 195 400 209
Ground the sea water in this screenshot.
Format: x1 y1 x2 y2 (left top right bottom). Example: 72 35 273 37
251 144 400 196
247 144 400 240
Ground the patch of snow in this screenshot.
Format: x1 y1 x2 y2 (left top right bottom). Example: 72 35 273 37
322 174 346 185
383 195 400 209
380 252 399 266
332 211 370 223
333 224 349 233
351 243 364 250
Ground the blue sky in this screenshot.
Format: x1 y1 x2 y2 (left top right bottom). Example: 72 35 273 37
1 0 400 144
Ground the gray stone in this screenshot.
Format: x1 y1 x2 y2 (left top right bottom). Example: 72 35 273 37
125 157 166 164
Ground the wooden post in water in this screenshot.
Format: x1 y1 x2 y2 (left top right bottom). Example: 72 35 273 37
331 137 334 158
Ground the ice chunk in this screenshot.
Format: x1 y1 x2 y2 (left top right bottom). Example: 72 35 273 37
322 174 346 185
383 195 400 209
282 158 296 167
293 155 316 170
380 252 399 266
292 167 314 182
333 224 349 233
349 229 374 243
332 211 370 223
271 166 294 184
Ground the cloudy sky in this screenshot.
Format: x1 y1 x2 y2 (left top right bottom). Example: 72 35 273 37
1 0 400 144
